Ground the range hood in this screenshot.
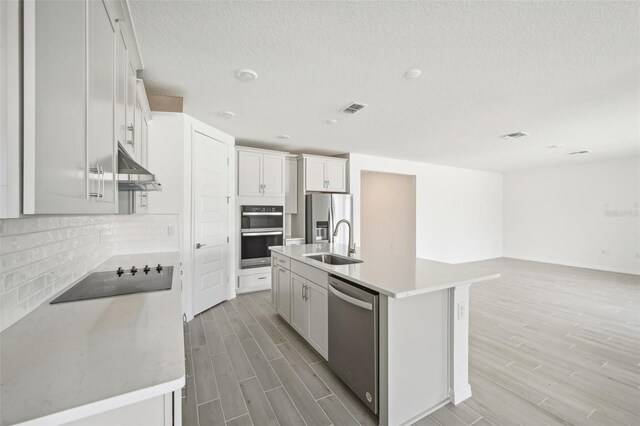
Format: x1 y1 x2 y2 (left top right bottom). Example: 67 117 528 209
117 143 162 191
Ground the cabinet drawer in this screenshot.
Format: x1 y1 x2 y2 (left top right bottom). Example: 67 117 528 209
273 253 291 270
238 272 271 293
291 259 328 289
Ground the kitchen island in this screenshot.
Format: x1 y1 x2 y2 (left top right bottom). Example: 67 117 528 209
0 252 185 426
270 243 500 426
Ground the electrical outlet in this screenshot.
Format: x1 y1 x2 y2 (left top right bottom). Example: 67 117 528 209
457 302 465 320
167 224 175 238
601 249 609 256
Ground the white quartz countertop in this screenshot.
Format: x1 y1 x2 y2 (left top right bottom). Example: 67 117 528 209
0 252 185 426
270 244 500 298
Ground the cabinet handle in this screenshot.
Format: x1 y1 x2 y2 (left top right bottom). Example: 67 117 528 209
99 164 105 202
127 125 135 147
278 259 286 264
258 276 267 280
89 164 100 198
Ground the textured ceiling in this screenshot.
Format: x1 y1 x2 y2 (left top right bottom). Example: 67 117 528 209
129 0 639 172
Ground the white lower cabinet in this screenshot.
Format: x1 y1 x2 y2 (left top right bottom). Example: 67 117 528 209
307 281 328 358
276 267 292 322
271 257 329 360
64 392 179 426
237 271 271 294
291 274 309 338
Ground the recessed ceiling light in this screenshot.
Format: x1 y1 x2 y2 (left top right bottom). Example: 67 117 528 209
235 69 258 82
404 69 422 79
569 150 590 155
218 111 235 119
547 144 565 149
277 134 290 140
326 119 338 124
500 131 529 139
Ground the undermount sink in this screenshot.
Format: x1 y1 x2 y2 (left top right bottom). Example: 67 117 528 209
304 253 363 265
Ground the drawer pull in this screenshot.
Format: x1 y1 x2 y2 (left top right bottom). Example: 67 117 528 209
278 259 286 264
258 276 267 280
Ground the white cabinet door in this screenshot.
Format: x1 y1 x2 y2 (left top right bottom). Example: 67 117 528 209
115 26 127 148
238 150 262 196
276 267 291 322
305 157 326 192
284 158 297 213
325 161 346 193
307 281 328 359
290 274 309 338
262 154 285 197
24 0 89 214
87 0 117 211
125 60 136 157
271 259 278 307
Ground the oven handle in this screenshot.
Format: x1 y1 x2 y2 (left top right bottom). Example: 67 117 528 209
241 228 284 233
242 231 284 237
242 212 283 216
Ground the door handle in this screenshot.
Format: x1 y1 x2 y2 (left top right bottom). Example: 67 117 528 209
196 243 207 249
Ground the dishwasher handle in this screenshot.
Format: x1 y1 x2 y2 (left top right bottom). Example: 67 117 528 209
329 283 373 310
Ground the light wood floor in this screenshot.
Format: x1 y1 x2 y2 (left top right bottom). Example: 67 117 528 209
183 258 640 426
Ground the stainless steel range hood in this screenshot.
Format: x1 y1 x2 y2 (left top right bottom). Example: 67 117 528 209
117 143 162 191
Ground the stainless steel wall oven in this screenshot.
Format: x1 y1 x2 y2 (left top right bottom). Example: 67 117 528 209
240 205 283 269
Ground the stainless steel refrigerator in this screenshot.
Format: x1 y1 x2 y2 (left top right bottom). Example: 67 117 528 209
305 193 353 245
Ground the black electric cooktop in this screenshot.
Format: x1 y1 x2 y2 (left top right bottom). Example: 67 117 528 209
50 265 173 304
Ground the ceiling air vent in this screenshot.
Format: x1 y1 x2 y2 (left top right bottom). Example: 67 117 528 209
500 131 529 139
341 102 367 114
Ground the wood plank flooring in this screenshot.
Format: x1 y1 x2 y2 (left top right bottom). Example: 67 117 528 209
184 258 640 426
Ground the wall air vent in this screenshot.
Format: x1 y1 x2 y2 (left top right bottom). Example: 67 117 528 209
500 131 529 139
341 102 367 114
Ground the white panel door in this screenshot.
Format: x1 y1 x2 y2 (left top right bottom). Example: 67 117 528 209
305 158 326 192
237 150 262 196
261 154 285 196
192 130 229 316
307 282 328 359
290 274 308 338
325 161 346 193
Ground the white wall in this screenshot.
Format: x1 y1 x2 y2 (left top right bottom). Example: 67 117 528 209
349 153 503 263
361 171 416 258
503 157 640 274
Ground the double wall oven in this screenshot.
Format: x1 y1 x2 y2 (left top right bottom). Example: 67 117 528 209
240 205 283 269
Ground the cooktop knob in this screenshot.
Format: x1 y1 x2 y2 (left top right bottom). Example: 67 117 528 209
156 264 163 273
130 266 138 275
143 265 151 274
116 267 125 277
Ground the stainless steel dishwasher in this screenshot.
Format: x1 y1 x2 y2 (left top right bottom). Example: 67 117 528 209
328 275 379 414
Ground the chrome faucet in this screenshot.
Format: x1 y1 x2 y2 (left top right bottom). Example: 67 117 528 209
333 219 356 255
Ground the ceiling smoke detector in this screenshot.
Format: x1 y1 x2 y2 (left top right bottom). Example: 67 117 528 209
404 69 422 79
277 134 290 140
547 144 565 149
500 131 529 139
569 150 590 155
326 119 339 124
341 102 367 114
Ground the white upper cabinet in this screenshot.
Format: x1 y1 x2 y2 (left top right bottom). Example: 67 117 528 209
324 160 347 192
87 0 117 207
302 155 348 193
305 157 326 192
237 150 263 196
237 148 286 197
262 154 285 196
115 26 127 149
284 157 298 214
24 0 118 214
125 62 137 158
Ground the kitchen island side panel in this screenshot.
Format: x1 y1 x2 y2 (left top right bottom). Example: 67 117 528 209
379 290 450 426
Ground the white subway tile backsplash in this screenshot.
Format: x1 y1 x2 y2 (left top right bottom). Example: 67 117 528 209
0 214 179 331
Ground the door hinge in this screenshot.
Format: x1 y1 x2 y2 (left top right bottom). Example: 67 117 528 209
227 236 229 243
227 157 230 166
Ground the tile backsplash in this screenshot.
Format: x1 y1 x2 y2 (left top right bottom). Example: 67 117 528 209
0 214 179 331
